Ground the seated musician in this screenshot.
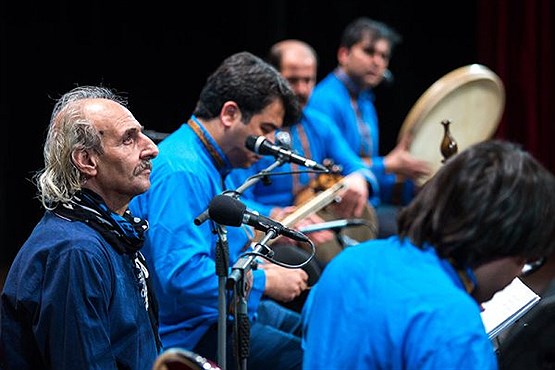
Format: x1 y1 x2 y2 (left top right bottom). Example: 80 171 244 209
306 18 432 238
229 40 379 273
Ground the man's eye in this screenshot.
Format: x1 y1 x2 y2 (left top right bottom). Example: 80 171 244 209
365 47 376 55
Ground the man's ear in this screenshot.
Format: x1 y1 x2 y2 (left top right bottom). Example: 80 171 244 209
220 101 241 127
71 149 97 178
337 46 349 66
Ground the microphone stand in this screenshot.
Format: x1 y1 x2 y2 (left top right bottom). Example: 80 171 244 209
199 153 322 369
203 157 286 370
214 223 229 370
223 159 286 370
228 229 277 370
194 159 286 226
233 158 286 196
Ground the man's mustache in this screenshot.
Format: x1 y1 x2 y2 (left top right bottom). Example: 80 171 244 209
134 160 152 175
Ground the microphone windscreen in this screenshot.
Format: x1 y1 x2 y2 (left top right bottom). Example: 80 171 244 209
382 69 394 86
245 136 259 152
208 195 246 227
275 131 292 149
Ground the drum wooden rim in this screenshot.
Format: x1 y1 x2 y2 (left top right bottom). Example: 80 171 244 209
399 64 505 140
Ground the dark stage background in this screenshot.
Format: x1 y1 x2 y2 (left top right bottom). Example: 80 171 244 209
0 0 520 270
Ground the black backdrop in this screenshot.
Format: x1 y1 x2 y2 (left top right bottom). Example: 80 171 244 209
0 0 478 266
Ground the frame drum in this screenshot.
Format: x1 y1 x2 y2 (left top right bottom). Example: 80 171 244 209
398 64 505 185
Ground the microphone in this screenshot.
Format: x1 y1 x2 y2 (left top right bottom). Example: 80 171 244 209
208 195 309 243
382 69 394 86
194 192 233 226
275 131 292 149
298 219 372 234
246 135 328 172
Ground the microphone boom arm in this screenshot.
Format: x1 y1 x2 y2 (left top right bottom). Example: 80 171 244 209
194 158 286 226
227 229 276 289
233 157 287 196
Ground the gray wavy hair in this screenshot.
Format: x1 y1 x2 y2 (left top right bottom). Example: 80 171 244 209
34 85 127 209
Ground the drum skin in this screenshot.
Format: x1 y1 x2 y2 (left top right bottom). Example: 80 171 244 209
399 64 505 185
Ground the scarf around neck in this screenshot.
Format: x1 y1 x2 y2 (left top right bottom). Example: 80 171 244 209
53 188 162 351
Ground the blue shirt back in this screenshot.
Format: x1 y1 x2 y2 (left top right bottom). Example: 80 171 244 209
302 236 498 369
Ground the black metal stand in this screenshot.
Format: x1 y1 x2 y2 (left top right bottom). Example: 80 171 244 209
194 153 324 370
194 158 287 370
227 230 276 370
214 224 229 369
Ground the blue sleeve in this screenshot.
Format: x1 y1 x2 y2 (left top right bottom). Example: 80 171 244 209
371 157 416 205
137 168 263 319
